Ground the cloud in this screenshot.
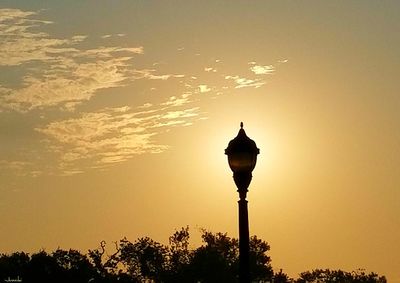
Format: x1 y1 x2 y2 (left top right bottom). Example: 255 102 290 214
159 108 198 120
60 169 84 176
0 160 31 170
0 8 143 112
0 160 41 177
204 67 217 72
198 84 211 93
132 69 184 81
0 9 80 66
35 103 201 174
249 64 275 75
162 92 192 107
101 34 126 39
224 75 265 89
2 56 139 111
0 9 285 175
0 8 36 21
138 103 153 109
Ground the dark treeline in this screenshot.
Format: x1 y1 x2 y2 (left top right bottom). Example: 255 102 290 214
0 227 386 283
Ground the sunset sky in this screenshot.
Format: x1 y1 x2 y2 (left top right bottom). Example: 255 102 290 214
0 1 399 281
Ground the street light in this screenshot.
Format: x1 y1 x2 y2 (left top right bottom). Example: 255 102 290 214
225 122 259 283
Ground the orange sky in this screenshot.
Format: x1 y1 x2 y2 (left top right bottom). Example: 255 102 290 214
0 1 399 281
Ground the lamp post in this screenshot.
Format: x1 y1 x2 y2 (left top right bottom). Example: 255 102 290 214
225 122 259 283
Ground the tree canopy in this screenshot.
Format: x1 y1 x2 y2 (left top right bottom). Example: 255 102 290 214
0 227 386 283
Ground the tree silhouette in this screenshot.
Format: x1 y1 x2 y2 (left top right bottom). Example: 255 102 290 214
296 268 387 283
25 250 61 283
274 269 291 283
118 236 168 282
165 226 191 282
188 231 239 282
0 228 387 283
52 249 95 283
0 252 29 281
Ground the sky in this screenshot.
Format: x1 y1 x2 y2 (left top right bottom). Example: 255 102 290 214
0 0 399 281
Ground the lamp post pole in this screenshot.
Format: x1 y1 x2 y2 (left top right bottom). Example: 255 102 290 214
225 123 259 283
237 173 251 283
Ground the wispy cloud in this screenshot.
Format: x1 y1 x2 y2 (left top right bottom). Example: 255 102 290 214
133 69 184 81
0 9 60 66
249 63 275 75
204 67 217 72
0 8 286 175
198 84 211 93
2 55 141 112
224 75 265 89
162 93 192 107
0 160 41 177
101 33 126 39
0 9 143 112
36 103 201 174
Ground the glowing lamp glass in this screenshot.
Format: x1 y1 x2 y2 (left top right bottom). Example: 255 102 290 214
225 123 259 174
228 152 257 173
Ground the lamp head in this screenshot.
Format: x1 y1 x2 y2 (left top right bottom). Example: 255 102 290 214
225 122 259 174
